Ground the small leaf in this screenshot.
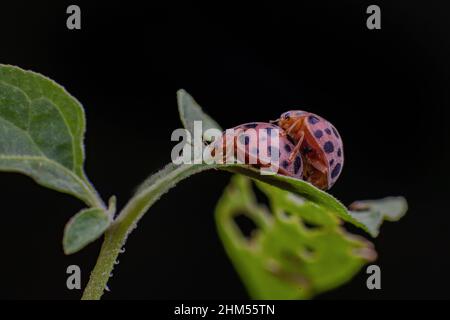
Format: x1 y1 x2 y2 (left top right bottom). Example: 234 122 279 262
0 65 101 207
63 208 111 255
215 175 376 299
177 89 222 141
348 197 408 237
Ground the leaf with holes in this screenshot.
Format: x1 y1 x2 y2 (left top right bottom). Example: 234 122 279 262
215 175 376 299
0 64 102 207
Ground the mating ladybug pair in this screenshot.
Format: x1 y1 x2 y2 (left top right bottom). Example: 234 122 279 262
212 110 344 190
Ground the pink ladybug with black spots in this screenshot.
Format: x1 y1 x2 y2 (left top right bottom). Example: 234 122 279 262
209 122 303 179
275 111 344 190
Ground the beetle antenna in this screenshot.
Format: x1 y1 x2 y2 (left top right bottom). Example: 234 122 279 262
270 118 280 124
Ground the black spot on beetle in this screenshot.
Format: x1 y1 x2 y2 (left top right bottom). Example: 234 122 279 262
245 123 258 128
282 160 289 169
337 148 342 157
329 159 334 166
294 156 302 174
314 130 323 139
308 115 320 125
332 127 340 138
323 141 334 153
331 163 341 179
284 144 292 153
302 144 313 154
325 128 332 135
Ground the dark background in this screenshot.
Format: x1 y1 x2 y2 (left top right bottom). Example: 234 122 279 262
0 0 449 299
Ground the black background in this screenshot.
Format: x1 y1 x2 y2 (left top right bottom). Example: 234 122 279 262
0 0 449 299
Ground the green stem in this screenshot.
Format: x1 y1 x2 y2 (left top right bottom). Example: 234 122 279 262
81 224 123 300
81 164 213 300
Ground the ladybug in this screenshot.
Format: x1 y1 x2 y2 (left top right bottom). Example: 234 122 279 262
274 111 344 190
209 122 303 179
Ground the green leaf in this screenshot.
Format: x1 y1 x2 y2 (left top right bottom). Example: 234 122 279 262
177 89 222 141
215 175 376 299
348 197 408 237
0 64 102 207
63 208 111 255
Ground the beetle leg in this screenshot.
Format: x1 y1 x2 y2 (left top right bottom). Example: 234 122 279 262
286 118 302 135
288 131 304 162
